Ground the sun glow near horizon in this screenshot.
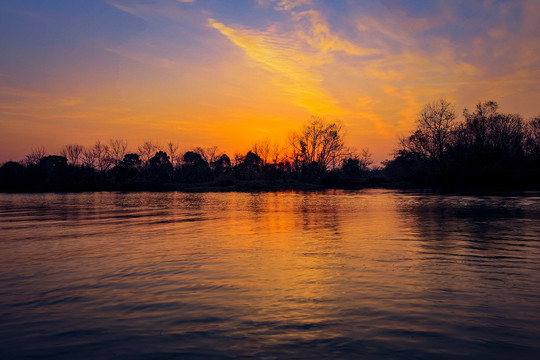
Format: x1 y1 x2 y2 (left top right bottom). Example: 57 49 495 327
0 0 539 164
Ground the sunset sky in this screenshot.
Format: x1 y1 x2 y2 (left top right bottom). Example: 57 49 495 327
1 0 539 164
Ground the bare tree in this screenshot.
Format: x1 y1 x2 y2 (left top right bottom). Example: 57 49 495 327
461 101 524 165
252 139 270 166
417 98 456 166
81 141 112 171
138 141 159 164
461 100 499 149
195 146 219 167
397 98 457 173
108 139 128 165
81 146 97 169
289 116 349 171
60 144 84 166
233 153 245 167
358 148 373 171
166 141 180 167
270 140 282 166
24 146 47 166
399 130 431 161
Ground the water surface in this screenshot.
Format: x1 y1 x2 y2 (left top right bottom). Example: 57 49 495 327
1 190 539 359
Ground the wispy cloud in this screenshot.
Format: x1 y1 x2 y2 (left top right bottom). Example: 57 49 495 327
293 10 379 57
209 9 378 115
209 18 342 114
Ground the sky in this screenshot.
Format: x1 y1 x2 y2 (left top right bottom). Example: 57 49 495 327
1 0 539 164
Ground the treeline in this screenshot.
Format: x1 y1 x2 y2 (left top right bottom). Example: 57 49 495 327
0 118 374 192
1 100 539 192
384 99 540 189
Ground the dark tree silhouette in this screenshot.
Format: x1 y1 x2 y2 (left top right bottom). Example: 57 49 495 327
211 154 231 176
342 158 361 176
183 151 204 165
289 117 349 172
122 153 142 168
195 146 219 168
60 144 83 166
138 141 160 164
385 99 539 188
25 146 46 166
108 139 128 165
399 99 456 173
149 151 171 167
146 151 173 183
236 151 262 180
457 101 524 172
180 151 211 183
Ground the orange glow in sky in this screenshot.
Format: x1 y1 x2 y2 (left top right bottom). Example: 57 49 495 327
0 0 539 164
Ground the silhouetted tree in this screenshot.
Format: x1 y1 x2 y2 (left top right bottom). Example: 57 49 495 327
458 101 524 171
80 141 112 171
195 146 220 170
60 144 83 166
108 139 128 165
183 151 204 165
81 145 97 169
92 141 113 172
243 151 262 167
148 151 170 167
29 155 70 191
269 140 283 167
400 99 456 172
385 99 539 188
109 153 141 186
138 141 160 165
180 151 211 182
122 153 142 168
358 148 373 171
236 151 263 180
24 146 46 166
233 153 244 167
252 139 271 166
166 141 180 167
211 154 231 175
146 151 173 183
342 157 361 176
289 117 349 172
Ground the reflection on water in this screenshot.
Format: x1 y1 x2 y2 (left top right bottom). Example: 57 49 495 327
0 190 539 359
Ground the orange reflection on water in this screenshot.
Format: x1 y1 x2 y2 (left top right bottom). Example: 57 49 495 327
2 190 540 358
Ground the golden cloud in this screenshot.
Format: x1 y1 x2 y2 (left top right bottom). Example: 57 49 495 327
209 18 344 115
209 11 378 115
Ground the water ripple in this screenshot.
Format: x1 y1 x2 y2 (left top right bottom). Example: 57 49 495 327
0 190 539 359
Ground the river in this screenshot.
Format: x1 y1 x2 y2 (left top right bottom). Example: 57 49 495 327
1 190 539 359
